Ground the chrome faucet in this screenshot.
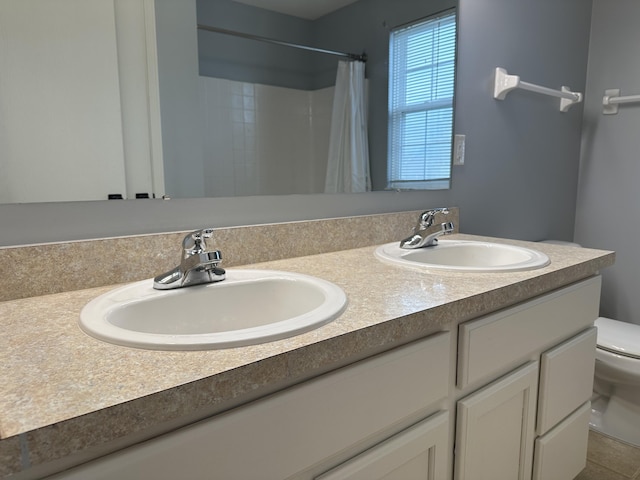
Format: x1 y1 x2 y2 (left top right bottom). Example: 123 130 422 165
153 228 226 290
400 208 455 249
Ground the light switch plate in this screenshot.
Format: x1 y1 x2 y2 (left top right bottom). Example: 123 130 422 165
453 134 466 166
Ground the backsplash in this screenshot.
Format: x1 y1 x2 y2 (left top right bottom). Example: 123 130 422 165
0 208 459 302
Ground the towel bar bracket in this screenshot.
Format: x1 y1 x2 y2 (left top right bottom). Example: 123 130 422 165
603 89 621 115
493 67 583 112
602 89 640 115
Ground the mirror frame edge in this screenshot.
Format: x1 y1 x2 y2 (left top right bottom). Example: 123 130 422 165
0 190 455 247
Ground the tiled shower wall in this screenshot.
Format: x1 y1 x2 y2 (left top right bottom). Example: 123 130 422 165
199 76 334 197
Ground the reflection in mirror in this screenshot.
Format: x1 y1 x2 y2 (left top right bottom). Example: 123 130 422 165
196 0 457 196
0 0 164 204
0 0 457 204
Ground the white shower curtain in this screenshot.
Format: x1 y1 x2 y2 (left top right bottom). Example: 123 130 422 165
324 60 371 193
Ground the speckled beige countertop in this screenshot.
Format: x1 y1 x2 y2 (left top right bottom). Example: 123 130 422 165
0 233 614 479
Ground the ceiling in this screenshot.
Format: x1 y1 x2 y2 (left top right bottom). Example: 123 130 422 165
232 0 359 20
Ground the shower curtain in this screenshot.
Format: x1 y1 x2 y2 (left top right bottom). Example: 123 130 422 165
324 60 371 193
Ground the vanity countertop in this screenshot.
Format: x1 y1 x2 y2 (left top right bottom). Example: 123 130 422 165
0 234 614 478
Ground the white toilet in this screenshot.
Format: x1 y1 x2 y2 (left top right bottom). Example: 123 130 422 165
540 240 640 446
591 317 640 446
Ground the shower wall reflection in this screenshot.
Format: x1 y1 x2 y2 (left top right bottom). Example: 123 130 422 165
199 77 335 196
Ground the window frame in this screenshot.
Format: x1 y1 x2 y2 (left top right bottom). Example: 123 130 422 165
387 9 457 191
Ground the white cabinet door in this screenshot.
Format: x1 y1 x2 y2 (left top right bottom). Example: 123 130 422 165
532 402 591 480
537 328 597 435
316 411 450 480
455 362 539 480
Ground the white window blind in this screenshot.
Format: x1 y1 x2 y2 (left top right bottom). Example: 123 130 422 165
388 10 456 190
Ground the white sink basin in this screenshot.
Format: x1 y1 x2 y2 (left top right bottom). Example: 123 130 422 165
80 270 347 351
375 239 550 273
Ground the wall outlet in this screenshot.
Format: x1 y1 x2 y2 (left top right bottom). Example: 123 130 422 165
453 134 466 166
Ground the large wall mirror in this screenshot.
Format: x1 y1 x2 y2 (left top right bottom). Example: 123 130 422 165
0 0 457 204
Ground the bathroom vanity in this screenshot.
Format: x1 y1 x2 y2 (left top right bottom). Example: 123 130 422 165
0 214 614 480
47 277 600 480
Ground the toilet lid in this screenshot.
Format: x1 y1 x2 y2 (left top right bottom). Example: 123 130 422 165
596 317 640 359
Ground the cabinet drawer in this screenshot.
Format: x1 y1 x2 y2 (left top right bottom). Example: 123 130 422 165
537 328 596 434
457 276 601 389
532 402 591 480
315 411 449 480
53 332 451 480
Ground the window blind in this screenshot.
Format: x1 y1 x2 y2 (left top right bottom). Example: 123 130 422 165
388 10 456 190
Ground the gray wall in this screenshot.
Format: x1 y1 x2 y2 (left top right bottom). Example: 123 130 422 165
0 0 592 246
197 0 315 89
452 0 591 240
574 0 640 324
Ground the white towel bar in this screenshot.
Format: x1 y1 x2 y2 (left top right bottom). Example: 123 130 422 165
493 67 583 112
603 89 640 114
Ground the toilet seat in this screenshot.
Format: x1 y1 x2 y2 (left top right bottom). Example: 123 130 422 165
595 347 640 386
595 317 640 359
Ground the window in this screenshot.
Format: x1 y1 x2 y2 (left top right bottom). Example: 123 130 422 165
388 10 457 190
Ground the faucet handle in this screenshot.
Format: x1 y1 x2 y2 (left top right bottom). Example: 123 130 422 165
418 208 450 229
182 228 215 255
441 221 455 234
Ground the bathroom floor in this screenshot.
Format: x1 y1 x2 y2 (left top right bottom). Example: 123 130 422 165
575 430 640 479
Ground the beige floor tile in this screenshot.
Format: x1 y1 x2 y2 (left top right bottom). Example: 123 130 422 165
588 430 640 477
575 461 632 480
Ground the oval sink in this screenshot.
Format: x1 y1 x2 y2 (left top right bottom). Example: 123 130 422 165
375 239 550 273
80 270 347 351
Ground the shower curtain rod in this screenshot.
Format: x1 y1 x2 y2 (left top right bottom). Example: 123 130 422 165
197 24 367 62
